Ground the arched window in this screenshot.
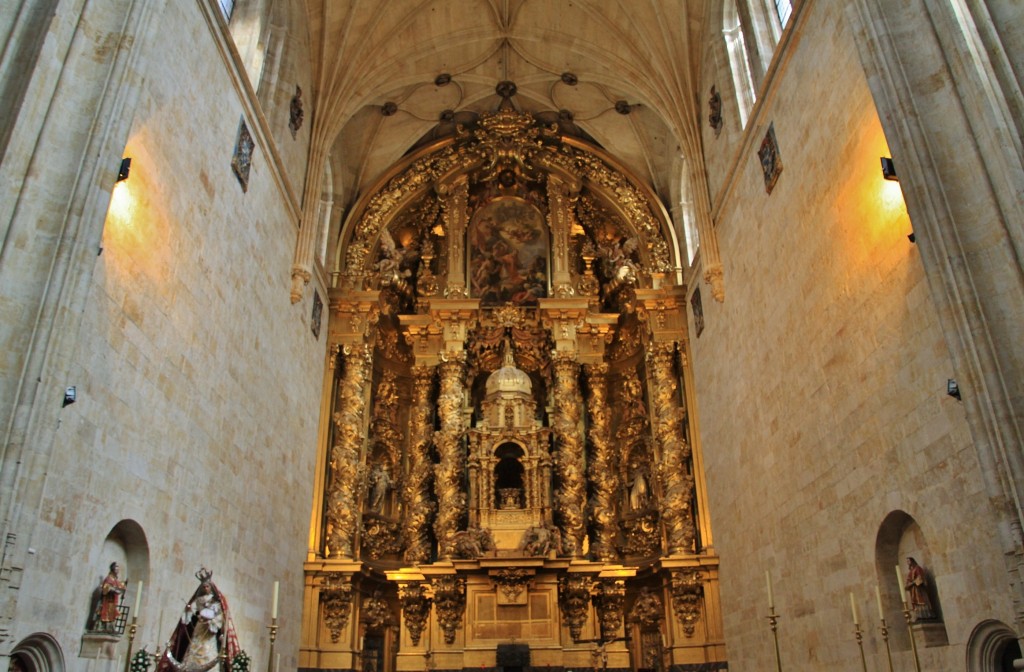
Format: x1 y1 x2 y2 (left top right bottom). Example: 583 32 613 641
723 0 757 128
676 159 699 265
773 0 793 27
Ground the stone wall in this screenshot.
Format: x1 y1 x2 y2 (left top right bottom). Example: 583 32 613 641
691 2 1016 669
7 1 322 670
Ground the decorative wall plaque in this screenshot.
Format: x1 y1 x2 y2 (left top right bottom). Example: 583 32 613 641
231 118 255 192
758 122 783 194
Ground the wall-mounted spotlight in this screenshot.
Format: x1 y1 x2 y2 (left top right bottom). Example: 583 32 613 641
117 157 132 182
63 386 77 407
946 378 961 401
881 156 897 181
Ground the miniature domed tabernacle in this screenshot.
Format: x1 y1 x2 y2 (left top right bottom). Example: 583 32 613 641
485 340 532 396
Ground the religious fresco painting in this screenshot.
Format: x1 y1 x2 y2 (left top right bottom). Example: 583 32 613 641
469 198 549 306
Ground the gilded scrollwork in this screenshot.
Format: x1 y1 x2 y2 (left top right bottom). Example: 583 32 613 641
558 574 594 642
320 580 354 643
432 576 467 645
647 343 695 555
326 345 372 558
619 511 661 557
670 569 704 637
584 363 618 561
399 583 432 646
402 365 436 563
493 568 531 603
594 579 626 642
361 515 402 559
552 353 586 557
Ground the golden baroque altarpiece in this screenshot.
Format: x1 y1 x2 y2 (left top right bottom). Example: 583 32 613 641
301 111 726 672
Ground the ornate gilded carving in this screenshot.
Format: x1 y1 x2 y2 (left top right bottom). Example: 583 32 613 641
432 576 467 645
469 109 554 183
620 511 662 557
360 589 396 632
584 363 618 561
399 583 432 646
434 354 467 559
493 569 531 603
552 353 586 557
628 587 664 631
519 525 562 556
647 343 695 555
320 580 354 643
670 570 704 637
594 579 626 641
558 574 594 642
326 345 372 558
402 365 436 563
361 515 403 559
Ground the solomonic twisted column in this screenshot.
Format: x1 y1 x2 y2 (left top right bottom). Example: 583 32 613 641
584 362 618 561
647 342 695 555
552 353 586 557
403 365 436 563
325 344 372 558
433 353 467 559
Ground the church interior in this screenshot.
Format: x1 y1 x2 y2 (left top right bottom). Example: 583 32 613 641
1 1 1023 671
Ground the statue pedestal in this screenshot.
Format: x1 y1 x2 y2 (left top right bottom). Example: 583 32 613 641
912 621 948 648
80 633 119 659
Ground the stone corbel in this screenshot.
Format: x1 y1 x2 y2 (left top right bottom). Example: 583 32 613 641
396 581 433 647
558 574 595 642
594 579 627 641
431 575 467 645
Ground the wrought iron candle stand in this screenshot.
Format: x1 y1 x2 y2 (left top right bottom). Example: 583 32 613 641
853 623 867 672
767 606 783 672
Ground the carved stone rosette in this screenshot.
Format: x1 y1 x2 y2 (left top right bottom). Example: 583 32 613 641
584 363 618 561
434 354 467 559
399 583 432 646
594 579 626 642
432 576 467 645
558 574 594 642
321 580 354 643
327 344 372 558
402 365 436 563
647 343 695 555
552 353 586 557
670 570 704 637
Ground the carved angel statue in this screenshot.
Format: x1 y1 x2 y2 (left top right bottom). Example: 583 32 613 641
601 236 640 287
519 525 562 557
375 230 415 290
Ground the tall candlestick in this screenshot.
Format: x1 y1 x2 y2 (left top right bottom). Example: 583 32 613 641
894 564 907 604
849 592 859 625
271 581 279 619
765 570 774 609
875 585 885 620
134 581 144 616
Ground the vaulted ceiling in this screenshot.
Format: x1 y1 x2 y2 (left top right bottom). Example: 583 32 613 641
304 0 709 212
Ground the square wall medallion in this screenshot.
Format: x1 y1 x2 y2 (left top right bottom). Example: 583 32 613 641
231 118 255 192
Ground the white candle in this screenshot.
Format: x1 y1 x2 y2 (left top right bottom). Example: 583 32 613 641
765 570 774 609
134 581 144 617
275 653 280 672
895 564 907 604
271 581 279 619
849 592 859 625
